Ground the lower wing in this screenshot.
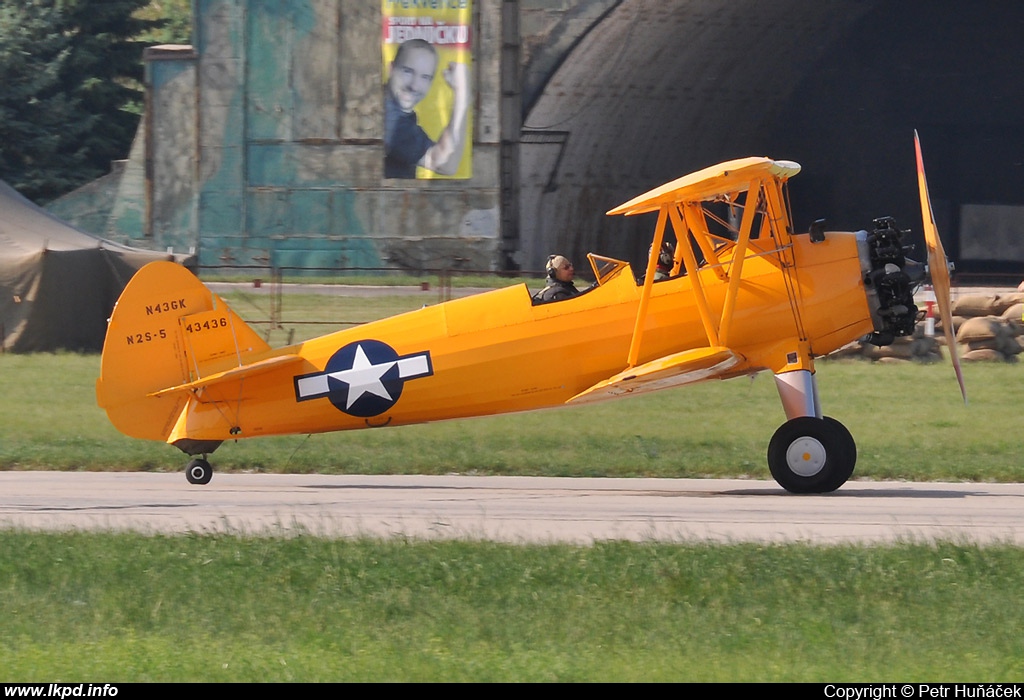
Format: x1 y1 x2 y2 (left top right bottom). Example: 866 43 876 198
567 346 742 404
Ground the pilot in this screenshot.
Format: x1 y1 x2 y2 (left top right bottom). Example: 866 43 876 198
654 240 675 280
638 241 676 284
532 255 581 304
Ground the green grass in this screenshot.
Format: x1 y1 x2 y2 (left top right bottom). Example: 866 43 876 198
2 532 1023 681
4 298 1023 682
0 351 1020 483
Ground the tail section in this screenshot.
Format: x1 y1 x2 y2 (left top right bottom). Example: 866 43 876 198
96 261 271 445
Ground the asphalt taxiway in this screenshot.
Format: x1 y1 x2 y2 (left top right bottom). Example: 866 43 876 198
3 472 1023 545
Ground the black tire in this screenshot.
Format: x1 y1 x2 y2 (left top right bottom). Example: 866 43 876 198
767 416 856 494
185 457 213 485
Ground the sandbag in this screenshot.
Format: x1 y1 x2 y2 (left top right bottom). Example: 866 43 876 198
961 348 1009 362
951 295 996 317
991 293 1024 315
956 315 1002 342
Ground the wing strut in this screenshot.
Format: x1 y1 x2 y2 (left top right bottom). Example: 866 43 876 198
717 181 761 347
627 206 669 367
612 158 803 370
669 205 720 346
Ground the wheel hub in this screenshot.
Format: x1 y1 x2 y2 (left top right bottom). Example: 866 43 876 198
786 436 827 477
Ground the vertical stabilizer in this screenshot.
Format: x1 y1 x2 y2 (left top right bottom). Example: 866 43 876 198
95 262 270 442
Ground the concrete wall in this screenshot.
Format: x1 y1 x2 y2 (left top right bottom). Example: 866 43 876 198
180 0 505 271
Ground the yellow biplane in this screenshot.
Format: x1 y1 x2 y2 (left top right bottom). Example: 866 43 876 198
96 133 964 492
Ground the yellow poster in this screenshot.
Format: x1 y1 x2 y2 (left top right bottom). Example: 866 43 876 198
382 0 473 180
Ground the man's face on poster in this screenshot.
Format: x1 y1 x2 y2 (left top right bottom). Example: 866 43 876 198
388 44 437 113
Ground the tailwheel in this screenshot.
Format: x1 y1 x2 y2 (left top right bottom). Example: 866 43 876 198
185 457 213 485
767 416 856 494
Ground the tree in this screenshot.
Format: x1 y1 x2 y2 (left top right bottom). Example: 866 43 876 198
0 1 92 202
134 0 192 45
0 0 164 203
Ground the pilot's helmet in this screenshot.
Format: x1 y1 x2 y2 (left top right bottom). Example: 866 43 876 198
546 254 571 278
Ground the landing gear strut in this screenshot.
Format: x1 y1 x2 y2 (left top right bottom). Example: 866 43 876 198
767 416 856 494
185 457 213 485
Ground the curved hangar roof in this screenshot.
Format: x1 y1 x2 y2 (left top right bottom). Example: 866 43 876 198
520 0 1024 274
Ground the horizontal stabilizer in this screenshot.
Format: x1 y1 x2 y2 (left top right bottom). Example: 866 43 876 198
149 353 306 400
568 346 742 405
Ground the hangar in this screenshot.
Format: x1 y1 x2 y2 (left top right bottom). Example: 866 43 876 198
520 0 1024 278
48 0 1024 279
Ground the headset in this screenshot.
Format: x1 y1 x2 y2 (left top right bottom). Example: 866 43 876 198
545 255 558 279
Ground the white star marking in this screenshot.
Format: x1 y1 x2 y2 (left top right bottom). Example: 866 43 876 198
328 344 395 409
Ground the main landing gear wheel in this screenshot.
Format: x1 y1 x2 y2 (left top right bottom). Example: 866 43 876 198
767 416 856 494
185 457 213 485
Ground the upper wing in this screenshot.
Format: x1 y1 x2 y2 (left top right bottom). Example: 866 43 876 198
606 157 801 217
567 346 743 405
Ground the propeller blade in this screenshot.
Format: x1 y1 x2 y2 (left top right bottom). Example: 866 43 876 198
914 130 967 404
